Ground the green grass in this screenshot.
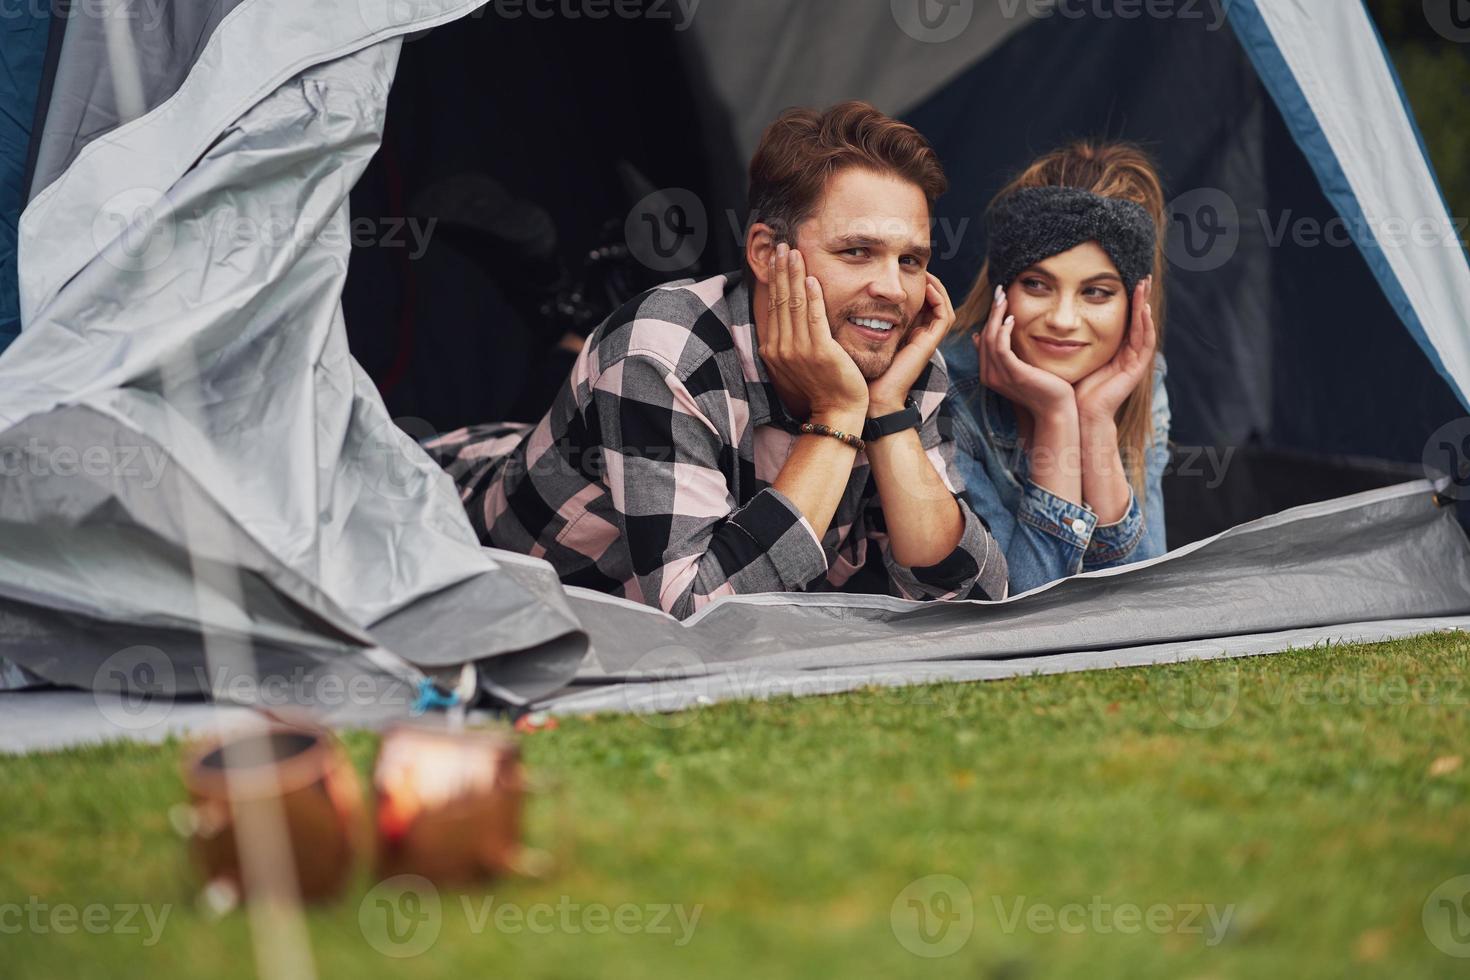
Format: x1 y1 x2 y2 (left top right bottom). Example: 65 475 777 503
4 631 1470 979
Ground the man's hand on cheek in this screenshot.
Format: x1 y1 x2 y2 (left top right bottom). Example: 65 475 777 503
763 245 871 424
866 273 953 416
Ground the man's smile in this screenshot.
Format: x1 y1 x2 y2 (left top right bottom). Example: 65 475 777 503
839 307 908 344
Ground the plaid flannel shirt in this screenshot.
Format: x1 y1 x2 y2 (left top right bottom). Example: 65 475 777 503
426 272 1006 619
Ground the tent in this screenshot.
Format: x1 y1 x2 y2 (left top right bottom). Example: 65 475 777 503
1 0 1469 743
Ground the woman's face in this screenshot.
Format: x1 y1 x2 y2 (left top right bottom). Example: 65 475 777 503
1005 241 1129 384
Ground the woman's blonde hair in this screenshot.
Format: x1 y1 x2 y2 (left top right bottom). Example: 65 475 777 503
951 141 1168 494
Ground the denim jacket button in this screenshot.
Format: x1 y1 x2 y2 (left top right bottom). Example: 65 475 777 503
1069 518 1089 536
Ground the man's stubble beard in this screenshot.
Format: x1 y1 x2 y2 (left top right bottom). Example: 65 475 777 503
835 326 908 381
829 298 912 382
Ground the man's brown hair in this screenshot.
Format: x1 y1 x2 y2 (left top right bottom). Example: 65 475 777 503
747 101 948 244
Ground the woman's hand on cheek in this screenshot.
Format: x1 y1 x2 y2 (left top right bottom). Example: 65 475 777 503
1073 277 1156 427
975 284 1077 422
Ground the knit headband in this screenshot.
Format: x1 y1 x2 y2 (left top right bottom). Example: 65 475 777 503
985 186 1156 294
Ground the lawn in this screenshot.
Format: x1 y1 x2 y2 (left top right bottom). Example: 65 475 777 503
3 631 1469 979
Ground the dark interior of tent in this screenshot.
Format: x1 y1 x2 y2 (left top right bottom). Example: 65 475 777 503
340 8 1467 558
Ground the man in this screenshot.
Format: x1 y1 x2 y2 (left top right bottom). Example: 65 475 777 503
428 101 1006 618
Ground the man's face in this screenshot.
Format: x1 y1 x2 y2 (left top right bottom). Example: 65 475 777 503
792 168 933 381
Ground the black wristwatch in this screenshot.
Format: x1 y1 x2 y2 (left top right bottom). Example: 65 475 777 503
862 397 922 443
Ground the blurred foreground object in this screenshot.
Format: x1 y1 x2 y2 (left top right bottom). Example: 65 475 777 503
374 726 526 883
180 725 368 904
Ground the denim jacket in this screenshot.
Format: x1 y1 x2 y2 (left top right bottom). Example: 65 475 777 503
940 337 1171 595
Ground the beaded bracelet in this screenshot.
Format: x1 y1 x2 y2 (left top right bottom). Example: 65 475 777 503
798 421 865 452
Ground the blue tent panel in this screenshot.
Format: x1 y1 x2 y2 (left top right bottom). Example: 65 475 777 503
0 3 51 355
1227 0 1470 413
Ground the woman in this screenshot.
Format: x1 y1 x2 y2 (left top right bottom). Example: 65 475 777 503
941 142 1171 594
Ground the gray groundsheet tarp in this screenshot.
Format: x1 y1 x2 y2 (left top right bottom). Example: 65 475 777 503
533 478 1470 712
5 479 1469 754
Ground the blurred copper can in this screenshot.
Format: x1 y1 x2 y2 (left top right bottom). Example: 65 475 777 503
181 724 367 903
374 725 525 883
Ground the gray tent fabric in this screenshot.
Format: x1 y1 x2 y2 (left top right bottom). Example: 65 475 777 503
545 616 1470 719
0 693 261 755
0 659 40 691
1 0 588 703
529 479 1470 714
25 0 251 201
5 479 1468 754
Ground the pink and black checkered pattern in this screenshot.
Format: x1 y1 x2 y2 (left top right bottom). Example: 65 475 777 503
425 273 1005 619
